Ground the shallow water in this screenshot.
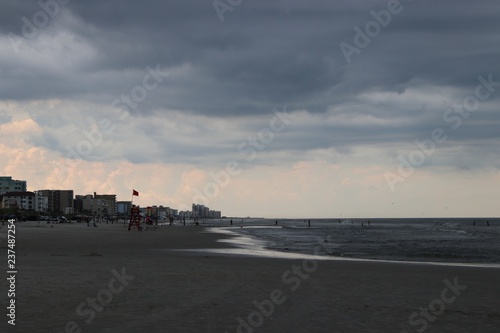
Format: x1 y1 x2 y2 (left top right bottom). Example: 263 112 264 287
198 218 500 265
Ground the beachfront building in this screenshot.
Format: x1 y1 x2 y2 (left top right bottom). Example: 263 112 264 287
209 210 222 218
178 210 193 218
37 190 74 214
94 193 117 216
79 194 115 217
0 191 48 212
141 206 173 220
116 201 132 215
0 176 27 195
192 203 221 218
192 203 204 217
76 194 92 214
73 195 84 213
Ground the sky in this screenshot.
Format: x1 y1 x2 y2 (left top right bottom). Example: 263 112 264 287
1 0 499 218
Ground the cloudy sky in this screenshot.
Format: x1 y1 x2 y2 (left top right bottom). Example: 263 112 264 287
1 0 499 218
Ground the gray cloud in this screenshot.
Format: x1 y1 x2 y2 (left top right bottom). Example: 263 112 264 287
1 0 500 169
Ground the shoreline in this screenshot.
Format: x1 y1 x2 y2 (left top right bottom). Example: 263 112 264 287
186 226 500 269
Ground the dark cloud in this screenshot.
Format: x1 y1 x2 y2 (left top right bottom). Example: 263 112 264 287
1 0 500 167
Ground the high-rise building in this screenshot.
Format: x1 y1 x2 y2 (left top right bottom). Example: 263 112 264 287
37 190 74 214
192 203 221 218
0 176 27 195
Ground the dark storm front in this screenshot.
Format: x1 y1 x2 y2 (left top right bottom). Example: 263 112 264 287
230 218 500 264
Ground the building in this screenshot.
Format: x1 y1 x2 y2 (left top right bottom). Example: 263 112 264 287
192 203 221 218
209 210 222 218
37 190 74 214
0 176 27 195
192 203 203 217
73 195 84 213
94 193 117 216
0 191 48 212
116 201 132 215
78 194 115 217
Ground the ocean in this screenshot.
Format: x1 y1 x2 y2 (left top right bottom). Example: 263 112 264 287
197 218 500 266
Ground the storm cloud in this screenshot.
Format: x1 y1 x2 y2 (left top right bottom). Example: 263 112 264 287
1 0 499 216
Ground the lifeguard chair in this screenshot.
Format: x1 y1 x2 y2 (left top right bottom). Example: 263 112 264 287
128 205 142 231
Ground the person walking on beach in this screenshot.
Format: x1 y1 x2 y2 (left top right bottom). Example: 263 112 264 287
275 220 278 226
308 220 311 227
230 219 233 226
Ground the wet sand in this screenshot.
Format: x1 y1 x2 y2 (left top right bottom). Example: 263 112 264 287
1 222 500 332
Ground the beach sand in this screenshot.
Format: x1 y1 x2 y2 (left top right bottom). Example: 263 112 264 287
1 222 499 332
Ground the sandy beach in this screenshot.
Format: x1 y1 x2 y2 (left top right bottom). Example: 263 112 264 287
1 221 500 333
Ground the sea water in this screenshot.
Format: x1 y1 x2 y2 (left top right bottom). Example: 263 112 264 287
201 218 500 264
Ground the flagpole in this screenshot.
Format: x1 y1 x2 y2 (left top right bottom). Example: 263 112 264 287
129 190 134 226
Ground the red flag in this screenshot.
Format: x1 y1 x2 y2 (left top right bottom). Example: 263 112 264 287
132 189 139 196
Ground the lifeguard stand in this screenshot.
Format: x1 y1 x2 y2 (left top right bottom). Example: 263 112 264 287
128 205 142 231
